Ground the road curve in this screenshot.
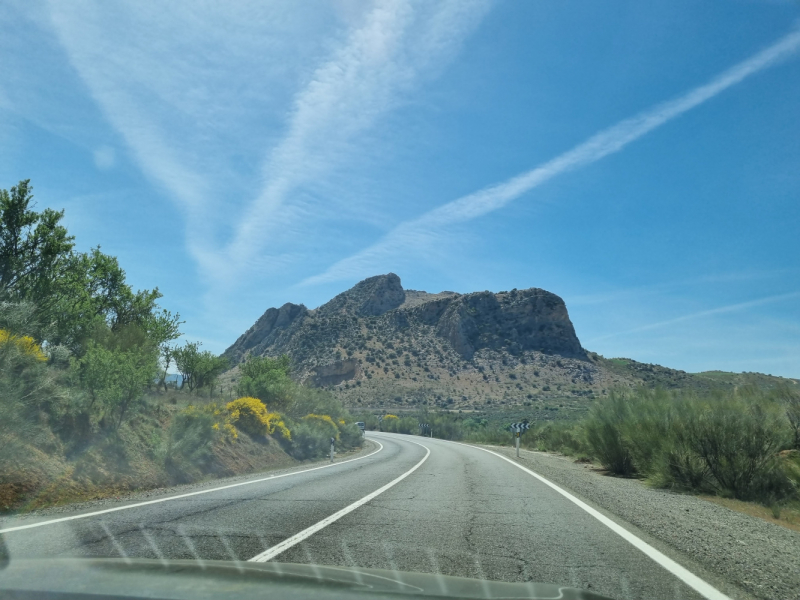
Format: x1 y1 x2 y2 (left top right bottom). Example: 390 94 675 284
0 433 740 600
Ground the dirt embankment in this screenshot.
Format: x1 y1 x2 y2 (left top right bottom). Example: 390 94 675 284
0 420 299 514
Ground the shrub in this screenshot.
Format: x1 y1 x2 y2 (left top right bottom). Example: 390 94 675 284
0 329 47 362
618 388 675 476
533 421 587 456
302 414 339 440
285 420 332 460
674 393 792 501
584 392 636 476
227 397 290 440
165 403 235 481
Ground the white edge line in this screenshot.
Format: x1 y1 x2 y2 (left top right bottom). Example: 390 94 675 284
248 439 431 562
439 437 732 600
0 441 384 535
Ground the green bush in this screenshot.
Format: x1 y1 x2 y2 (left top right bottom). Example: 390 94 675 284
285 420 331 460
584 392 636 476
165 404 232 481
338 422 365 449
672 393 792 501
583 387 796 503
533 421 588 456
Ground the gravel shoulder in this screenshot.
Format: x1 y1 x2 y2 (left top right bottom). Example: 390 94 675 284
1 439 378 523
481 444 799 600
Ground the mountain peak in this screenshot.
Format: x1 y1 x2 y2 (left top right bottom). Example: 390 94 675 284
318 273 405 317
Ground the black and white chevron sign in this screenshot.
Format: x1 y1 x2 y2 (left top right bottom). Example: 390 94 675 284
418 423 429 429
508 422 531 433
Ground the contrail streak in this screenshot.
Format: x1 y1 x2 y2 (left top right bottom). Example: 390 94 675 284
304 27 800 286
586 291 800 344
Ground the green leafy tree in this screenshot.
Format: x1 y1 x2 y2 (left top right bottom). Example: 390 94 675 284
0 180 172 356
0 180 74 330
174 342 228 394
237 355 296 411
174 342 203 392
73 323 160 428
195 352 229 396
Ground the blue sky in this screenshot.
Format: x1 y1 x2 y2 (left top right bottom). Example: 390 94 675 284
2 1 799 377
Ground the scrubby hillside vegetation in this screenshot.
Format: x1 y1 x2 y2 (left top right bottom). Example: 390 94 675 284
0 180 362 512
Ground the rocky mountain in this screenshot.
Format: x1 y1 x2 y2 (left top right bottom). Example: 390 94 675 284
222 274 794 416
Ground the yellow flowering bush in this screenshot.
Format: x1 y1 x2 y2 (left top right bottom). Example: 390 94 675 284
181 403 237 442
0 329 47 362
227 397 291 440
302 413 339 440
383 414 399 420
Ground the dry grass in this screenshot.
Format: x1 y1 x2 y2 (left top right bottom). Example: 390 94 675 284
699 496 800 533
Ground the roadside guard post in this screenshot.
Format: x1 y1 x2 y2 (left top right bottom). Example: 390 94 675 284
508 420 531 458
330 437 335 463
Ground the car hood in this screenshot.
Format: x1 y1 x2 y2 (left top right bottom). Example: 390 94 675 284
0 558 614 600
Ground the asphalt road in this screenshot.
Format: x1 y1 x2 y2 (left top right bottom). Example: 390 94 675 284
0 433 730 600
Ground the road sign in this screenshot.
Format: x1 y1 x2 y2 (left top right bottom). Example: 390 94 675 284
508 422 531 433
508 421 531 457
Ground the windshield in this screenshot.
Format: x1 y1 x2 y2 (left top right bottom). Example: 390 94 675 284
1 2 799 600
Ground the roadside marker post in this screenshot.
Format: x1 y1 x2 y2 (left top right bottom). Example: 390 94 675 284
508 421 531 458
330 437 335 463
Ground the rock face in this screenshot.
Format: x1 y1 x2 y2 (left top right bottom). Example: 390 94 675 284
311 359 362 387
435 289 584 359
222 274 596 409
224 302 308 364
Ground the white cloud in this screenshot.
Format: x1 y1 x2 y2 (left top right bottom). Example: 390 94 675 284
46 0 493 290
303 26 800 287
223 0 493 277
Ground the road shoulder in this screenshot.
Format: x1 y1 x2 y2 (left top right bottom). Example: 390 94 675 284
478 443 798 600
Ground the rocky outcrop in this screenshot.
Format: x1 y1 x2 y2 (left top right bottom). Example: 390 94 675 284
435 289 585 359
318 273 405 317
223 302 307 363
310 359 362 387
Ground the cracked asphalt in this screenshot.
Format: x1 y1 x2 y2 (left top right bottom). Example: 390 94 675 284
0 433 736 600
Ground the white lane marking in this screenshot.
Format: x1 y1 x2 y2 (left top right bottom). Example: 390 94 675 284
0 441 384 535
441 437 732 600
249 439 430 562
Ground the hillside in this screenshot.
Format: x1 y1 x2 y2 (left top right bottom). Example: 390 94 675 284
223 274 796 416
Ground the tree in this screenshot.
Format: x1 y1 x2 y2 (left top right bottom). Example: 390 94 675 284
237 355 296 411
72 321 161 428
173 342 228 394
195 352 229 397
0 181 170 354
0 180 74 331
174 342 203 392
143 309 183 391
